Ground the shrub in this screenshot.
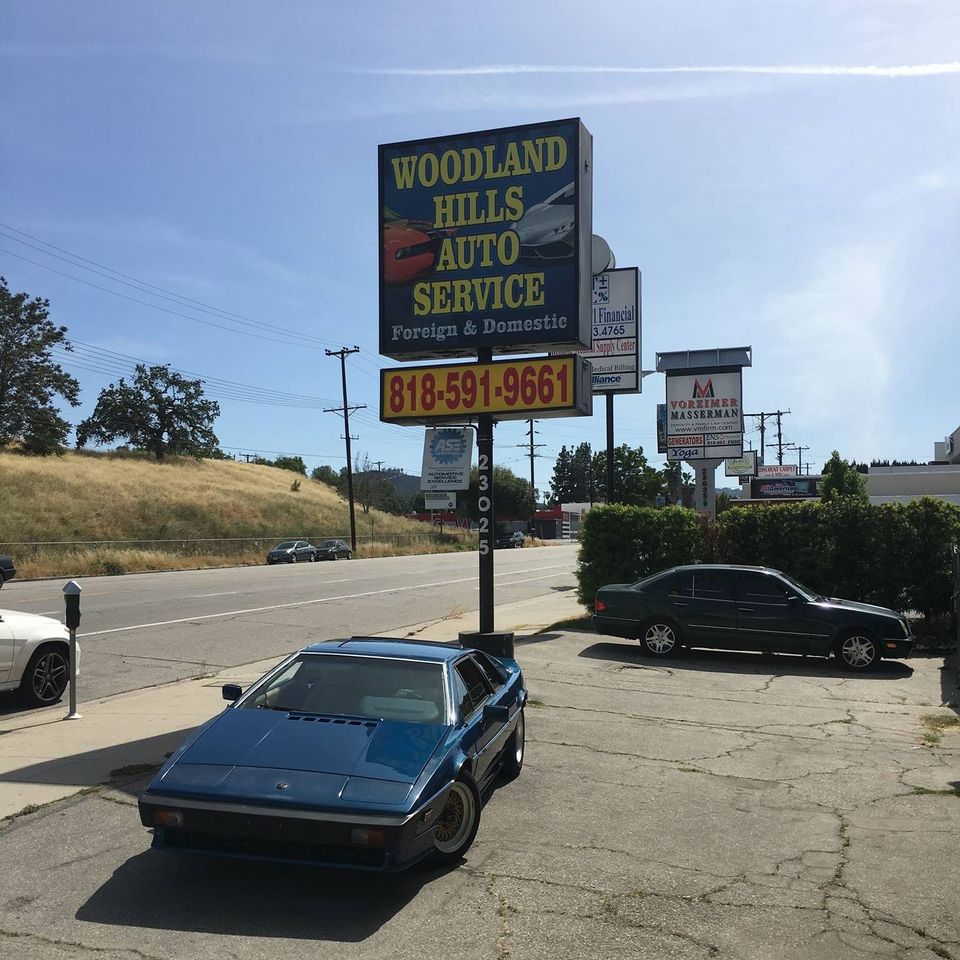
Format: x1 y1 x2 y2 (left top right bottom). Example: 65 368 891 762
576 505 707 606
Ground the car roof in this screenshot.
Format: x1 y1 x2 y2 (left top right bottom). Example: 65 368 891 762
666 564 784 575
302 636 464 663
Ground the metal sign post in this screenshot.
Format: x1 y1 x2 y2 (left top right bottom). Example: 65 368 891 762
477 350 495 633
63 580 81 720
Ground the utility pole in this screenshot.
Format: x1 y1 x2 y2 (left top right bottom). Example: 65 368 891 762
743 412 767 462
793 444 809 473
744 410 790 464
324 346 366 552
521 420 545 532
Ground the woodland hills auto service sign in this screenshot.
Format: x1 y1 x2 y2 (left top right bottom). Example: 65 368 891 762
665 370 743 461
379 119 593 359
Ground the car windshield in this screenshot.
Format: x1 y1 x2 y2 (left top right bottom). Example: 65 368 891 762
241 654 447 724
275 541 296 549
777 572 821 602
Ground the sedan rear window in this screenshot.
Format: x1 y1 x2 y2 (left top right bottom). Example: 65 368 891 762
241 654 446 724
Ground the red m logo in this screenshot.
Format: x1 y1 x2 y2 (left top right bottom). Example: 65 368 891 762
692 378 715 398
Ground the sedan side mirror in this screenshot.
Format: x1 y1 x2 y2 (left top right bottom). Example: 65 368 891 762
222 684 242 702
483 704 510 723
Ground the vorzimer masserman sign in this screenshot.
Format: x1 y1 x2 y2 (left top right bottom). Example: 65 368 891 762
665 370 743 461
379 119 593 359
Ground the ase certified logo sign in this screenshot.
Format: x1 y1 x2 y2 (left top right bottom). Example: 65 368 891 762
429 429 470 465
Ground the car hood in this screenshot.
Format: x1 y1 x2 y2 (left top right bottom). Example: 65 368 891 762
0 608 68 640
172 709 448 784
513 205 573 244
815 598 901 620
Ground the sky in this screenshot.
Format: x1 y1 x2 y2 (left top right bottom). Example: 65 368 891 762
2 0 958 492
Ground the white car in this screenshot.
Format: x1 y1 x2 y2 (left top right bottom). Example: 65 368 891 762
0 608 77 707
510 181 576 258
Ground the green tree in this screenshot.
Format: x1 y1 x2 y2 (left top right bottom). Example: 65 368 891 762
462 465 535 522
76 364 220 462
272 455 307 475
591 443 664 506
0 277 80 454
820 450 868 501
550 442 594 503
311 464 340 486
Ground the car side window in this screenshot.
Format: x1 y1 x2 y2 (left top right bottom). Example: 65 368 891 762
472 652 506 690
740 574 792 605
453 657 493 720
692 571 736 601
665 573 694 598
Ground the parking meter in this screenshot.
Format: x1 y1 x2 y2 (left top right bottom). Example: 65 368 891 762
63 581 81 719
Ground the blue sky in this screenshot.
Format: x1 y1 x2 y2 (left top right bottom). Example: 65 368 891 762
2 1 958 489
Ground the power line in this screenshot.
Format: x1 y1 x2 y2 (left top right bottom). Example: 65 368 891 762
0 224 343 350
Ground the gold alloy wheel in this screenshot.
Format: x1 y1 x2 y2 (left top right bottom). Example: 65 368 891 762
434 781 475 854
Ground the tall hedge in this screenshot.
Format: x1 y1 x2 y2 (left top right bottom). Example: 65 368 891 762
576 505 708 606
576 497 960 619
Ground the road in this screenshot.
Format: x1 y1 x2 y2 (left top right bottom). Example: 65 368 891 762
1 629 957 959
1 545 579 703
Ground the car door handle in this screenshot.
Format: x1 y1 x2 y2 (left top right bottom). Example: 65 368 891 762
738 606 754 612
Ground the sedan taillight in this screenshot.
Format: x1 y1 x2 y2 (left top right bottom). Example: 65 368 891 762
595 599 606 613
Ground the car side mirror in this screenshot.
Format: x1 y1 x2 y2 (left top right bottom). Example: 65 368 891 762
483 704 510 723
222 684 242 702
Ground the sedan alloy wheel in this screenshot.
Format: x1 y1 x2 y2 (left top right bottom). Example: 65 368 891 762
642 621 680 657
21 646 70 707
433 776 481 863
837 633 879 671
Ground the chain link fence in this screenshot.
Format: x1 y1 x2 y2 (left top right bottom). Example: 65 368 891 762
0 532 472 562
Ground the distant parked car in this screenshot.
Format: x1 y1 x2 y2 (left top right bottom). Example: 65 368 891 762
0 607 77 707
495 532 525 549
315 539 352 561
0 556 15 588
593 564 915 671
266 541 317 564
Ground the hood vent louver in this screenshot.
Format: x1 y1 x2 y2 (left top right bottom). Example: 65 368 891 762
285 714 377 729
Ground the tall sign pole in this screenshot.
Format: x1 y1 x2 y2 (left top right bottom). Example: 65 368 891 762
477 349 495 632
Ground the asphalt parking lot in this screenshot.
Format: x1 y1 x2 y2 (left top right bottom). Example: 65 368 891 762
1 630 958 960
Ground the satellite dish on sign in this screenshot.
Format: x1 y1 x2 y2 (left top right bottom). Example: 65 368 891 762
591 235 615 275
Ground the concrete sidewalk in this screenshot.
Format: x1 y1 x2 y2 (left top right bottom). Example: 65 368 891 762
0 590 586 821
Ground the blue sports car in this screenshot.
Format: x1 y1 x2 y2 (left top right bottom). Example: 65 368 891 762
138 637 526 870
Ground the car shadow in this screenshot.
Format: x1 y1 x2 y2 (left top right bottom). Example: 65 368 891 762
579 640 914 679
76 849 451 941
77 773 516 941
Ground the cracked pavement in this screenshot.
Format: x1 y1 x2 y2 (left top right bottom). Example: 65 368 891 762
0 631 957 959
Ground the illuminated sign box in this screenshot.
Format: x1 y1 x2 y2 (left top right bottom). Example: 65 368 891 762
379 119 593 359
380 356 593 424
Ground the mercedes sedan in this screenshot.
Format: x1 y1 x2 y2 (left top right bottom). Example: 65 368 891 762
594 564 914 671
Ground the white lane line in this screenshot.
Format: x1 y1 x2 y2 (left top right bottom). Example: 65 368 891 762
80 570 571 638
189 591 240 599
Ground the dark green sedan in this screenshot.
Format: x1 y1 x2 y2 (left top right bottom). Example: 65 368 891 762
593 564 914 671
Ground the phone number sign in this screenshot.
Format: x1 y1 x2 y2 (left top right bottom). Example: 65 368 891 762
381 356 592 424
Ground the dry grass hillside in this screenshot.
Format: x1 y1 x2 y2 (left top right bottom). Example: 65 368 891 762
0 451 470 578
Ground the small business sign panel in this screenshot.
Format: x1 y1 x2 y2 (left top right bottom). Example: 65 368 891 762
656 403 667 454
582 268 640 393
382 356 592 425
665 370 743 461
424 491 456 510
751 477 820 499
757 464 799 478
421 428 473 491
725 450 757 477
379 118 593 359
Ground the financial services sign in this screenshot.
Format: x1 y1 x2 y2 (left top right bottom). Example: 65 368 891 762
582 268 640 393
379 119 593 359
665 370 743 461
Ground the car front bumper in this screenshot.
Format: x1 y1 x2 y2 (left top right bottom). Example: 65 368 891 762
881 636 915 659
266 555 294 564
138 784 451 872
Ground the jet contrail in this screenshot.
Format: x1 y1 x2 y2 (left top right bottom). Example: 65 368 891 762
353 62 960 79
